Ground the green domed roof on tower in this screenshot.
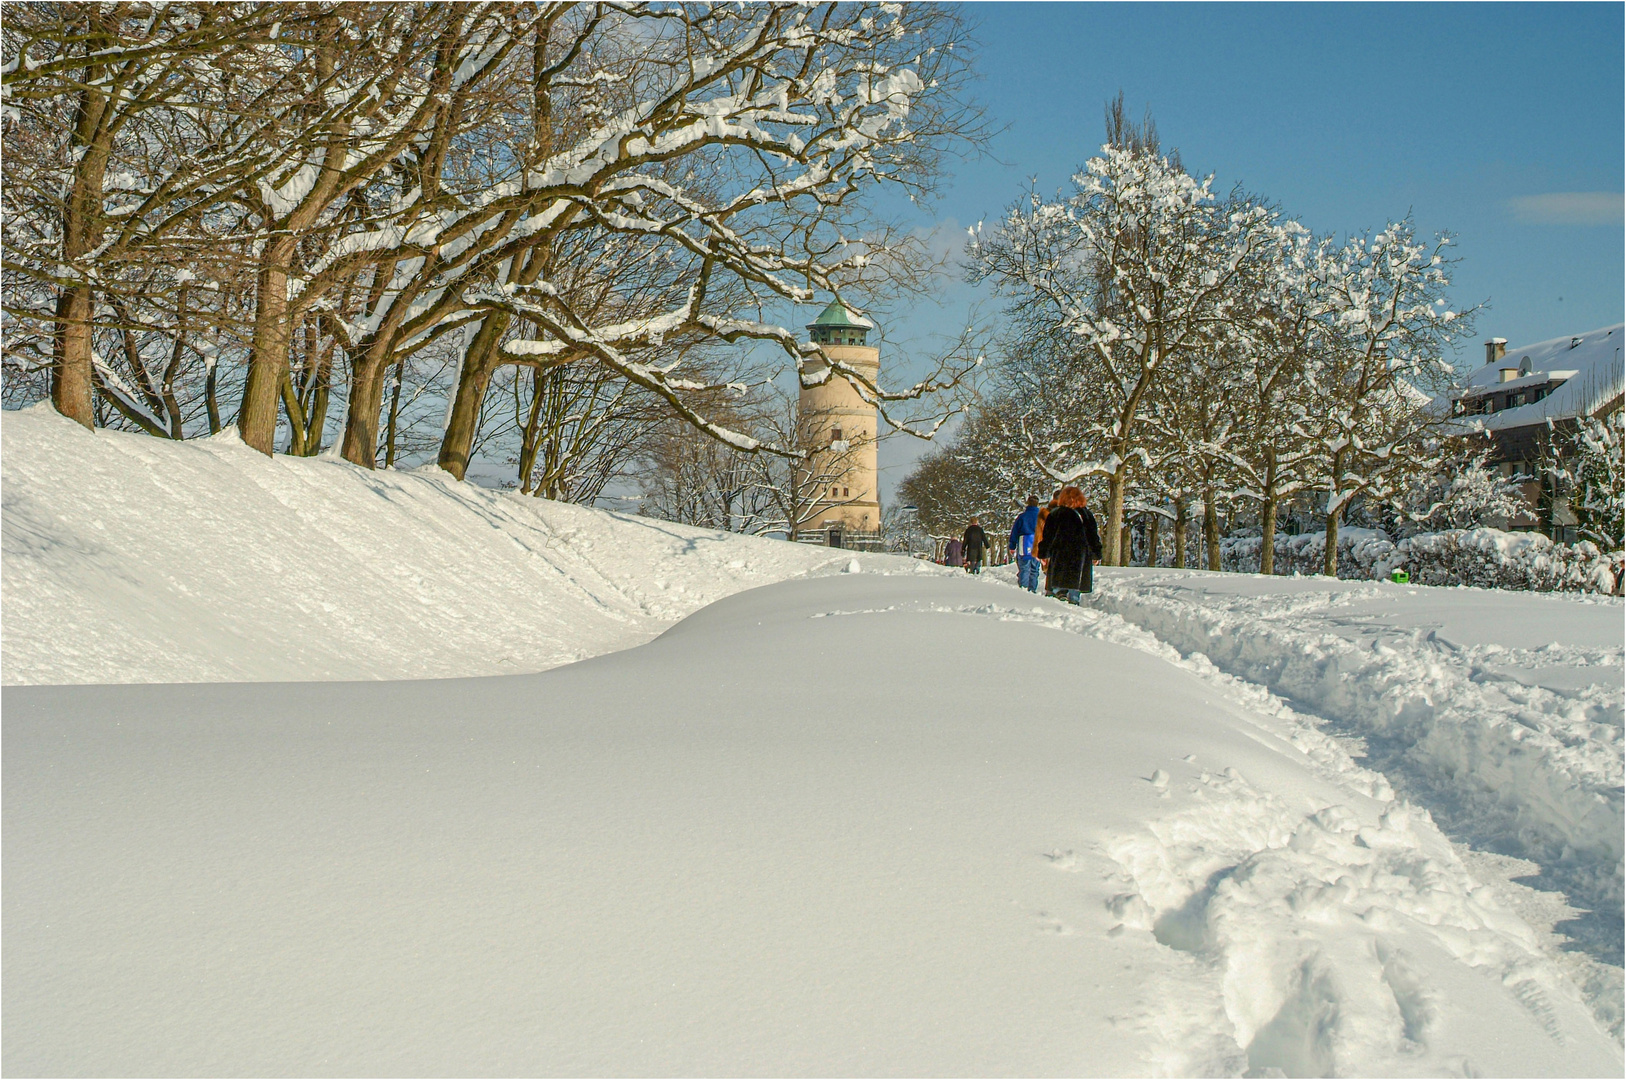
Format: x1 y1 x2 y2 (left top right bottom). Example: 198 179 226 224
806 299 873 345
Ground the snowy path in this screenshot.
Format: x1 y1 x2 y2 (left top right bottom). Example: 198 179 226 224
1067 569 1624 1024
5 574 1619 1076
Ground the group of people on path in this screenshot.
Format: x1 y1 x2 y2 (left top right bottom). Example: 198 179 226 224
943 518 990 574
1005 487 1103 604
941 488 1101 602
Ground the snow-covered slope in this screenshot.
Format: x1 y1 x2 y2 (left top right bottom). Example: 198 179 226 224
2 404 934 685
6 574 1620 1076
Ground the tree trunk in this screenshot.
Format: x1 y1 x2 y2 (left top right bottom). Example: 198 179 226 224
1260 495 1279 576
279 373 307 455
1173 500 1188 569
1203 487 1221 572
1146 513 1160 568
517 364 546 492
340 350 391 467
1323 510 1340 578
159 292 189 438
1104 466 1127 565
438 314 511 479
204 359 222 434
303 342 334 455
52 71 114 430
1323 447 1346 577
241 249 294 454
51 287 97 429
1120 523 1132 567
383 359 406 468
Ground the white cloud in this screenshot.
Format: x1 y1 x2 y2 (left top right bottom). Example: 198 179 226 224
915 217 967 269
1506 192 1624 225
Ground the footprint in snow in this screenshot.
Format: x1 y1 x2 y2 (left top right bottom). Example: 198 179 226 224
1043 849 1082 871
1035 910 1076 936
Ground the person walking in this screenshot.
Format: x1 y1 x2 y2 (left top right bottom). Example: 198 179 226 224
1008 496 1041 592
1035 490 1061 595
1034 486 1103 604
944 536 963 568
961 518 988 574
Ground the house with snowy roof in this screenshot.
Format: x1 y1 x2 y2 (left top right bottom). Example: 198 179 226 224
1449 323 1624 538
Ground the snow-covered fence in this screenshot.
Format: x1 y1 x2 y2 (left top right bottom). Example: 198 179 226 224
1218 527 1621 594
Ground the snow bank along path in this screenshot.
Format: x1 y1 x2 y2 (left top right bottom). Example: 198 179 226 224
6 574 1620 1076
2 404 935 685
1068 567 1624 1035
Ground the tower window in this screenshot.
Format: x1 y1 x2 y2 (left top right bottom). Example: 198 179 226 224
831 427 842 443
843 487 849 497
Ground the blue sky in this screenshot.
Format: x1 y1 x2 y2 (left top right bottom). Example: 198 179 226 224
871 1 1625 496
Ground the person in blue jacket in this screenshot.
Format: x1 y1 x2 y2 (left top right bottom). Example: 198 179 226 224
1008 495 1041 592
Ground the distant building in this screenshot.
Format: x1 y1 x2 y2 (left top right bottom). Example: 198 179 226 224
1449 324 1624 538
797 300 881 548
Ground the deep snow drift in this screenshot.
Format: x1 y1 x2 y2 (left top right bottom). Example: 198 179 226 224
2 404 927 685
4 408 1622 1074
6 574 1620 1076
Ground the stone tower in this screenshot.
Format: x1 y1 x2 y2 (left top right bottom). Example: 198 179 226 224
798 300 880 539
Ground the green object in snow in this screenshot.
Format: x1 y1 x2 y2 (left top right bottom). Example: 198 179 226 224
1390 569 1410 584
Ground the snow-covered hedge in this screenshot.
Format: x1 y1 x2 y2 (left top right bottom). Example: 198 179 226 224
1219 527 1621 594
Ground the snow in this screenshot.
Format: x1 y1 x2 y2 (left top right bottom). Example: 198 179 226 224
1 404 929 685
1070 566 1625 1038
4 408 1622 1074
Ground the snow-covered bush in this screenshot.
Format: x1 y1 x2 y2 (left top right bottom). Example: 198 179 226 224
1395 448 1527 535
1219 526 1620 594
1398 529 1618 594
1220 528 1398 579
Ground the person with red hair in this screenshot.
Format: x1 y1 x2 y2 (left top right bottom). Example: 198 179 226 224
1035 486 1103 603
1034 489 1061 595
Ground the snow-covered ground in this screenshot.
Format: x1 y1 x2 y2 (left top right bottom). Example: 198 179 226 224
2 404 931 685
4 407 1622 1075
1079 571 1624 982
7 574 1622 1076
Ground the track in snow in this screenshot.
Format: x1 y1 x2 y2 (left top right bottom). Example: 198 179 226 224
997 565 1626 1042
6 573 1619 1076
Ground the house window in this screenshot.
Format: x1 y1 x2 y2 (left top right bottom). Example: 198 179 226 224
831 486 838 498
843 487 849 497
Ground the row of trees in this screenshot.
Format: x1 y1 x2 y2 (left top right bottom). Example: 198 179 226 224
3 2 982 494
901 101 1559 575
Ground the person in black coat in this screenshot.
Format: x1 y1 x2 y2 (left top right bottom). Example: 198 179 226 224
961 518 988 574
1034 486 1102 603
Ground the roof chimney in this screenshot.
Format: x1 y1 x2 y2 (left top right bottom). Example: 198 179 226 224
1484 338 1507 366
1498 367 1520 382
